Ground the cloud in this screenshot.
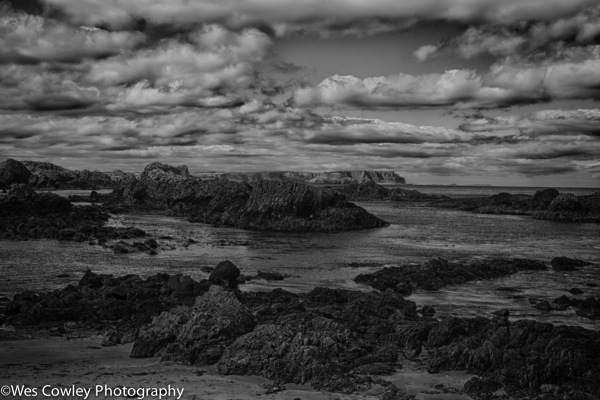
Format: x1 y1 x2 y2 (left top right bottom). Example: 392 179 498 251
459 109 600 137
415 5 600 61
0 4 145 65
41 0 597 31
414 44 439 62
293 52 600 109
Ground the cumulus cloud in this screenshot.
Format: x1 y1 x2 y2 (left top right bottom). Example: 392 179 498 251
293 52 600 109
0 4 145 64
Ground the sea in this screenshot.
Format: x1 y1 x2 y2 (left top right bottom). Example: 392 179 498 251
1 185 599 329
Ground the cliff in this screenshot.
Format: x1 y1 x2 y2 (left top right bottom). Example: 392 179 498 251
196 170 406 185
120 162 388 231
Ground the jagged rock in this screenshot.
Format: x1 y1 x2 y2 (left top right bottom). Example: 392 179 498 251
209 261 241 288
131 285 255 364
535 300 552 311
116 162 388 231
569 288 584 295
22 160 131 189
113 241 137 254
0 159 32 188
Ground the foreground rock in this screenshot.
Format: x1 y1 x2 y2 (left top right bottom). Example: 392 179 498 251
4 269 211 343
354 258 547 295
113 162 388 231
5 264 600 399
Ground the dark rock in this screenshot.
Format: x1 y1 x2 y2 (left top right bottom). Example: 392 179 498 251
116 162 388 231
113 241 136 254
334 181 390 201
575 297 600 320
131 285 255 364
0 159 32 188
144 239 158 249
209 261 241 288
551 256 589 271
252 270 286 281
535 300 552 311
56 274 70 278
569 288 584 295
355 258 546 293
421 305 436 318
464 377 504 398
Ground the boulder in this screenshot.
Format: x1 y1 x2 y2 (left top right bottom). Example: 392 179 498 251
209 260 241 288
0 159 31 188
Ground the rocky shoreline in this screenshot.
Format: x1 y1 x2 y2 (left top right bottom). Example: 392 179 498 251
2 259 599 399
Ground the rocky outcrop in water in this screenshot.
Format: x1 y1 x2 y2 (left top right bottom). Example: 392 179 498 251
0 184 147 242
354 258 547 295
0 158 32 188
22 160 135 189
116 162 388 231
431 188 600 223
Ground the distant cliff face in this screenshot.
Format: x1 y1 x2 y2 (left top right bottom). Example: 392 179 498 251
121 162 388 231
21 160 135 189
196 170 406 185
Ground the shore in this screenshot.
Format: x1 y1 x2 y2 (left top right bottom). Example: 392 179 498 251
0 332 473 400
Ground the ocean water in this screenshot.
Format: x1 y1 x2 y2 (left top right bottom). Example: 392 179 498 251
1 187 599 329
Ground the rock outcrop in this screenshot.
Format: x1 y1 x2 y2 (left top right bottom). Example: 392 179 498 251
0 158 32 188
117 162 388 231
430 188 600 223
0 184 146 242
22 160 135 189
354 258 547 295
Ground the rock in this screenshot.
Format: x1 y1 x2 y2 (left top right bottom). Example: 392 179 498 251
532 188 560 208
535 300 552 311
56 274 70 278
118 162 388 231
131 285 255 364
334 181 390 201
355 258 546 293
22 160 125 190
209 261 241 288
464 377 503 398
144 239 158 249
551 256 589 271
113 241 137 254
0 159 32 188
253 270 286 281
575 297 600 320
568 288 584 295
421 305 436 318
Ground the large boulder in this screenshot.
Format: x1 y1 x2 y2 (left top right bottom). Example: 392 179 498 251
209 260 241 288
0 159 31 188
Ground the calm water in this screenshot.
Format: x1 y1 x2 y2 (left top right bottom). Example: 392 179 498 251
1 187 599 330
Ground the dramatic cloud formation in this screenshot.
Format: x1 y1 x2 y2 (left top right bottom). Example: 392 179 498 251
0 0 599 185
41 0 597 31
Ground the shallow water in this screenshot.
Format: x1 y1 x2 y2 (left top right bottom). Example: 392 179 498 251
1 192 599 330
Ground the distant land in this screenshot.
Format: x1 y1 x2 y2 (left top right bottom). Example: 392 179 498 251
0 158 406 189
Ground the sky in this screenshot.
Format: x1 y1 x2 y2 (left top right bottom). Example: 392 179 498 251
1 0 600 186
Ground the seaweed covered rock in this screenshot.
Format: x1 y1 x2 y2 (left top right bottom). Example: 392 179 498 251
551 256 590 271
